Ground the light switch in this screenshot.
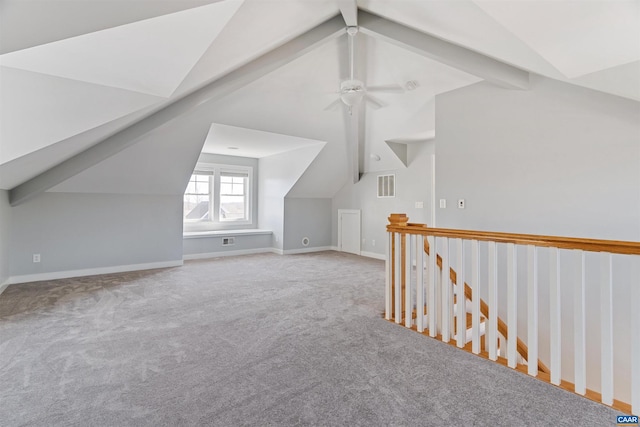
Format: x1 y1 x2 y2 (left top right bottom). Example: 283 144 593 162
439 199 446 209
458 199 465 209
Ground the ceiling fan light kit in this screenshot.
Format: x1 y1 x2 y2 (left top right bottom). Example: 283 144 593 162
340 79 365 106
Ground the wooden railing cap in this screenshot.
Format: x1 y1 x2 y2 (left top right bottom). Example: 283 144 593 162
386 219 640 255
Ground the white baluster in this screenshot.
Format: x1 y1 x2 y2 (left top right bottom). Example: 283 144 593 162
549 247 561 385
600 253 614 406
574 251 586 395
527 245 538 377
427 235 437 337
405 235 413 328
394 233 402 324
441 238 451 343
472 240 481 354
456 239 465 348
488 241 498 361
385 232 392 320
416 235 425 333
507 243 518 369
631 255 640 414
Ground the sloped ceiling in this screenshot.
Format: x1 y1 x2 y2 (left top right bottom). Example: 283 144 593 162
0 0 638 200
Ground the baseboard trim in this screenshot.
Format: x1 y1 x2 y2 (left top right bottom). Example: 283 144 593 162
282 246 333 255
328 246 384 260
183 248 275 260
184 247 335 259
7 260 184 285
361 251 385 260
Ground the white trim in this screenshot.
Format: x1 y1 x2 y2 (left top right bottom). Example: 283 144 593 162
330 245 339 252
430 153 436 227
360 251 385 260
183 229 272 239
183 248 275 260
283 246 333 255
7 260 183 285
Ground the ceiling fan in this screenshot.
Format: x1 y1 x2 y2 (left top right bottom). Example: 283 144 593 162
324 26 404 114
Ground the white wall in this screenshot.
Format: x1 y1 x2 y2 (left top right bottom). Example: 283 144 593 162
434 77 640 402
0 190 11 287
332 141 434 256
283 198 332 251
9 192 183 281
436 76 640 240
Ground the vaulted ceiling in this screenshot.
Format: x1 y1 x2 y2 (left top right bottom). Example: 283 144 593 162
1 0 638 203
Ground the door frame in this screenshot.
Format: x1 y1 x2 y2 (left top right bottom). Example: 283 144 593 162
338 209 361 255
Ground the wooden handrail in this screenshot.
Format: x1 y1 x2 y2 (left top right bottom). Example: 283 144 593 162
424 240 550 374
387 224 640 255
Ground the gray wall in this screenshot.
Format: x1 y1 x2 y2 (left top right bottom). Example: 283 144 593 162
183 233 272 257
0 190 11 285
283 198 332 251
10 192 183 277
436 76 640 240
332 142 435 256
257 146 324 250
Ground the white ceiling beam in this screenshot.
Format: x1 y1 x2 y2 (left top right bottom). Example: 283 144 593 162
345 104 363 184
337 0 358 27
9 14 346 206
359 11 530 90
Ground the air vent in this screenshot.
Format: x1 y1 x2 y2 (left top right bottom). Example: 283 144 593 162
222 237 235 246
377 174 395 198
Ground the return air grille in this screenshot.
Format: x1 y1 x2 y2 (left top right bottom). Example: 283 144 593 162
377 174 395 198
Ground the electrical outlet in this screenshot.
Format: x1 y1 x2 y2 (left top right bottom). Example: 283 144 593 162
415 201 424 209
372 240 376 246
458 199 465 209
439 199 446 209
33 254 41 263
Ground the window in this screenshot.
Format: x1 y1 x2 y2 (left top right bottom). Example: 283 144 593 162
183 164 252 229
184 171 212 220
219 172 247 221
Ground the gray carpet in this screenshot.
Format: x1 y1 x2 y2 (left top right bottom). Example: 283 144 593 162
0 251 622 426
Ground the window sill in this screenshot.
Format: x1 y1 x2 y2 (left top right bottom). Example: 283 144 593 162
183 229 272 239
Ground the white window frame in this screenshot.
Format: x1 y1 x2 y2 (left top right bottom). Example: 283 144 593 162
183 163 253 231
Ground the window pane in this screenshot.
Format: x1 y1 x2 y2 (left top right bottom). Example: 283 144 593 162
220 183 232 195
220 195 246 220
184 196 210 220
195 180 209 195
184 173 212 220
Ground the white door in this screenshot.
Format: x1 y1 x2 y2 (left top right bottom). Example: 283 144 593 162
338 209 361 255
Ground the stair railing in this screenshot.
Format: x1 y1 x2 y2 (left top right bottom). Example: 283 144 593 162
385 213 640 414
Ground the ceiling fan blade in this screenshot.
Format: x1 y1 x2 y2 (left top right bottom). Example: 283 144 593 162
324 98 343 112
367 84 405 93
365 94 387 109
